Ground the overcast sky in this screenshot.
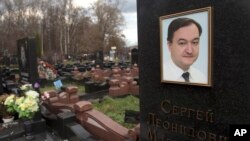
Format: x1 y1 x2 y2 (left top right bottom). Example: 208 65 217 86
73 0 138 46
121 0 138 46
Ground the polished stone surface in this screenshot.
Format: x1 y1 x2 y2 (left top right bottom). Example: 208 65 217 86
138 0 250 140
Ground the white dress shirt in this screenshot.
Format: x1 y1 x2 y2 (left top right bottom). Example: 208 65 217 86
163 58 207 84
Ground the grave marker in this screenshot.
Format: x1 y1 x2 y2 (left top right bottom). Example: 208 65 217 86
131 48 138 65
17 37 39 85
138 0 250 140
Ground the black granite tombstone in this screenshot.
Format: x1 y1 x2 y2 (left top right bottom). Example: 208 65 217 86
57 112 76 139
17 37 39 85
0 121 25 140
94 51 104 68
138 0 250 141
124 110 140 124
0 76 3 94
131 48 138 65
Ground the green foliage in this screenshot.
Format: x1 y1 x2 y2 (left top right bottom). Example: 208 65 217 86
92 95 139 129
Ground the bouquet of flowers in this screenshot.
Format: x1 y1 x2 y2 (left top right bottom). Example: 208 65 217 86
38 61 57 80
4 84 40 119
0 94 14 119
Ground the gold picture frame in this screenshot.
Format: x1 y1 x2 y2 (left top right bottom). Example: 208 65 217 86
160 7 212 86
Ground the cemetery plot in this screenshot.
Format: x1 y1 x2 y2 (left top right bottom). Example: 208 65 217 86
41 85 139 141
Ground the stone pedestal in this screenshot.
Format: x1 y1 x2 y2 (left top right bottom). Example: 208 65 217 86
23 118 46 139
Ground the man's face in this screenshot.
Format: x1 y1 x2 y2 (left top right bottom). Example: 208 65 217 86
168 23 200 71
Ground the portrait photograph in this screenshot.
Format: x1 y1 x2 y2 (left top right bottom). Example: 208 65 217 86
17 41 29 72
160 7 212 86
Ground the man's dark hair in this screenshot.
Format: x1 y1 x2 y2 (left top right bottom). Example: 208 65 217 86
167 18 202 42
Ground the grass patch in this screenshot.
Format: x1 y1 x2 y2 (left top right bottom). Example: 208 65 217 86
92 95 139 129
40 81 139 129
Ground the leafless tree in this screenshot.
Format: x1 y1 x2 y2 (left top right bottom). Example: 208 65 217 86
0 0 127 63
91 0 125 54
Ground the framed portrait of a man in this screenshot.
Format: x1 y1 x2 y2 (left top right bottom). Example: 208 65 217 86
160 7 212 86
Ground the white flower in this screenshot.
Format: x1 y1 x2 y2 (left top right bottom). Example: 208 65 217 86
20 84 32 91
4 95 15 105
25 90 39 99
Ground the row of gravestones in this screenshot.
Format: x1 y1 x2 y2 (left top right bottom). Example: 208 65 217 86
0 37 138 89
83 64 139 94
0 38 42 141
55 48 138 71
0 40 137 100
41 86 140 141
0 67 20 94
54 61 129 77
0 37 139 96
0 37 140 140
92 49 139 68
